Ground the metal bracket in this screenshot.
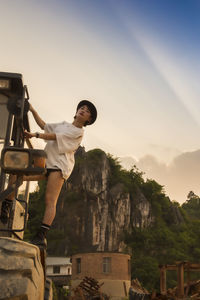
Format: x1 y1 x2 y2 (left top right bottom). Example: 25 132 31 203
0 198 28 232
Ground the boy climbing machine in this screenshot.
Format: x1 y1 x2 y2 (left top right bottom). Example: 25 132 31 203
0 72 52 300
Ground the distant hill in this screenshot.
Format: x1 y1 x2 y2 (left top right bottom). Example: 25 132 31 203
25 147 200 292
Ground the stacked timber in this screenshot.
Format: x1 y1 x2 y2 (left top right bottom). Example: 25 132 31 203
129 278 150 300
151 279 200 299
70 276 109 300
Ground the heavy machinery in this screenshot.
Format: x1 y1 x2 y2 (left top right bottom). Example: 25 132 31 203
0 72 52 299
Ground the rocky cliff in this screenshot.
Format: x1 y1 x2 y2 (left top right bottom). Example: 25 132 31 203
48 147 183 256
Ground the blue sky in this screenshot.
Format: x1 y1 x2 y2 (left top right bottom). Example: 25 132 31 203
1 0 200 201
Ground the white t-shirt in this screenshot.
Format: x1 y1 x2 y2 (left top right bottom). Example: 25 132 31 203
44 121 84 179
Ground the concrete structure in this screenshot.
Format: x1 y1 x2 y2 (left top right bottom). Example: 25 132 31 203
46 256 71 287
72 252 131 300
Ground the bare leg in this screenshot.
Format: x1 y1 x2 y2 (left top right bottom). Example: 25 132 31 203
1 174 46 225
42 171 64 226
7 174 46 200
30 171 64 248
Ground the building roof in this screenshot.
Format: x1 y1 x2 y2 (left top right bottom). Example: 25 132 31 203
46 256 71 266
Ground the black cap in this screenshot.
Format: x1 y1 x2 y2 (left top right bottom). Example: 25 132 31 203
76 100 97 125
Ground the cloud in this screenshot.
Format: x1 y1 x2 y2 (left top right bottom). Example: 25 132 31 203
120 149 200 203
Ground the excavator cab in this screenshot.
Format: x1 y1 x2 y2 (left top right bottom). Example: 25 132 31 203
0 72 51 300
0 71 46 238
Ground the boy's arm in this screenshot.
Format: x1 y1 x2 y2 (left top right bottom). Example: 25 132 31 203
24 131 56 140
29 104 46 130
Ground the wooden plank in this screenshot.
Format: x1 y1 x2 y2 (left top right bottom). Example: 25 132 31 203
177 263 184 298
123 281 127 296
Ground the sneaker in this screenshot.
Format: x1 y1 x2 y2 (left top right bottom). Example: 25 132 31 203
31 233 47 249
0 199 12 224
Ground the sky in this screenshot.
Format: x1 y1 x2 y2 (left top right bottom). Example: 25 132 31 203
0 0 200 202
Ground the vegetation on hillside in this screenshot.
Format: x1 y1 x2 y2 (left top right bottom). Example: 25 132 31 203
24 148 200 292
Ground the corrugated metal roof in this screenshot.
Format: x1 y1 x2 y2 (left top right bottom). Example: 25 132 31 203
46 256 71 266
